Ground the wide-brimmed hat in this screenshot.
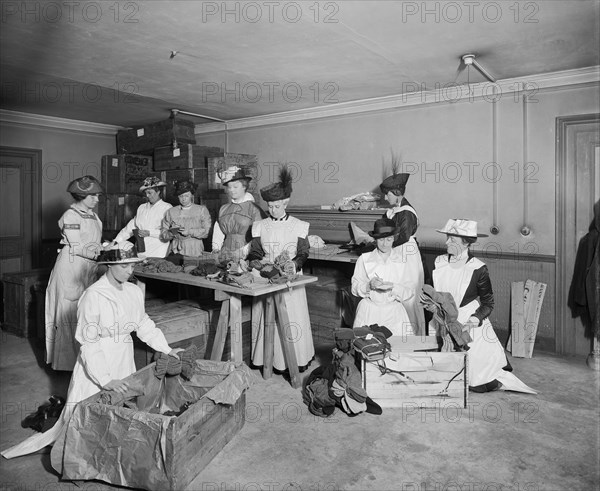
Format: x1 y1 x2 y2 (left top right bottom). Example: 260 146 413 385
369 218 400 239
380 173 409 194
219 166 252 186
175 179 197 196
96 246 143 264
139 176 167 192
436 219 488 238
66 176 104 195
260 165 293 202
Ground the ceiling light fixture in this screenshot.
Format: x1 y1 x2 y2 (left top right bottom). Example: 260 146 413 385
460 54 496 83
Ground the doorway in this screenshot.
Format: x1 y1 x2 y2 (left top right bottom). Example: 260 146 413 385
556 114 600 355
0 146 42 274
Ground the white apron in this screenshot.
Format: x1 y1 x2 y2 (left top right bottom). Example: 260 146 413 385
351 247 414 336
2 275 172 460
251 217 315 371
433 255 536 393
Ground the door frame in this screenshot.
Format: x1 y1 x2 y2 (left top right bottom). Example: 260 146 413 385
555 114 600 354
0 146 43 269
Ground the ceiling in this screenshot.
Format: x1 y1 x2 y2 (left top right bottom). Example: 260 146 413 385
1 1 599 128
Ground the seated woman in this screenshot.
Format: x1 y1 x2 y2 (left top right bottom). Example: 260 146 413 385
160 179 212 256
351 218 414 336
1 244 182 459
432 218 535 393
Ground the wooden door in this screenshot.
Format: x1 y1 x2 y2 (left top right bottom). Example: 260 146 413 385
0 147 42 275
556 115 600 355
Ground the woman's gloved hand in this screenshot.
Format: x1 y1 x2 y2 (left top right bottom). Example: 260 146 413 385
168 348 185 359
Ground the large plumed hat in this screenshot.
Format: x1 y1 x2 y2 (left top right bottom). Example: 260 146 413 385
96 245 143 264
436 218 488 238
139 176 167 192
66 175 104 195
379 173 410 194
368 218 400 239
219 166 252 185
175 179 197 196
260 165 293 202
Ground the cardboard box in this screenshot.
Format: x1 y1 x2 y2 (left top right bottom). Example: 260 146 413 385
54 360 249 491
1 269 51 338
101 154 155 194
117 118 196 154
361 351 468 409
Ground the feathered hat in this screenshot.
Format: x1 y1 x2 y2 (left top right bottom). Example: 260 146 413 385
379 149 409 194
139 176 167 192
260 165 293 202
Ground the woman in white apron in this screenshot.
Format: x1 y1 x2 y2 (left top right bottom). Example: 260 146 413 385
432 219 535 394
351 218 414 336
248 166 315 372
2 245 182 460
45 176 104 371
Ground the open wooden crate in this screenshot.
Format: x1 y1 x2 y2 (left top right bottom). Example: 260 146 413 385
361 340 468 409
52 360 249 491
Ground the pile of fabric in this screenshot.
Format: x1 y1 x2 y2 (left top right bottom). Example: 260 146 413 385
248 250 298 283
333 192 380 211
420 284 471 350
154 345 199 380
303 328 382 418
137 257 183 273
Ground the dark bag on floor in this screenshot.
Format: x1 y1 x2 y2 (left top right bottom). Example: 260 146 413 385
21 395 65 433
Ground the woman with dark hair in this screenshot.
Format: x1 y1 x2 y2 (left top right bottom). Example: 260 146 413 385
160 180 212 256
113 176 172 258
212 167 264 261
351 218 414 336
45 176 105 372
432 219 535 393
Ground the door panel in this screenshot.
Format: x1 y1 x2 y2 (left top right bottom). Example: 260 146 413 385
0 148 42 276
556 116 600 355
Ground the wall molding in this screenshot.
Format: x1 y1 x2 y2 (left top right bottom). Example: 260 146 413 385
0 109 123 135
195 66 600 134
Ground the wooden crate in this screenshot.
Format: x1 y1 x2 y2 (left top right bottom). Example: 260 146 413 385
134 300 210 368
1 269 51 337
305 276 349 343
361 351 468 408
101 154 155 194
117 118 197 154
154 144 224 171
98 193 145 236
56 361 247 491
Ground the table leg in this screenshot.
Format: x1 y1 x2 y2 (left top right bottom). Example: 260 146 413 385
273 292 301 389
229 295 243 363
263 297 276 379
210 299 230 361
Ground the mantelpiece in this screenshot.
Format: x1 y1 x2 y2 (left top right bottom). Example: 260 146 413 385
287 206 387 243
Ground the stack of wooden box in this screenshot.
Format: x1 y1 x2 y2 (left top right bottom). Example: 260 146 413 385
98 118 258 241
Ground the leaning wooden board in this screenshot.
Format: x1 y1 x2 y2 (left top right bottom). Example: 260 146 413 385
361 352 468 409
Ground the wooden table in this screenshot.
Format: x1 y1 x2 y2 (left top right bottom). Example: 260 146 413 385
308 244 361 264
133 270 318 388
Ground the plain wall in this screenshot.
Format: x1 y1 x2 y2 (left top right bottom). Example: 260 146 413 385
196 83 599 256
0 123 116 240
